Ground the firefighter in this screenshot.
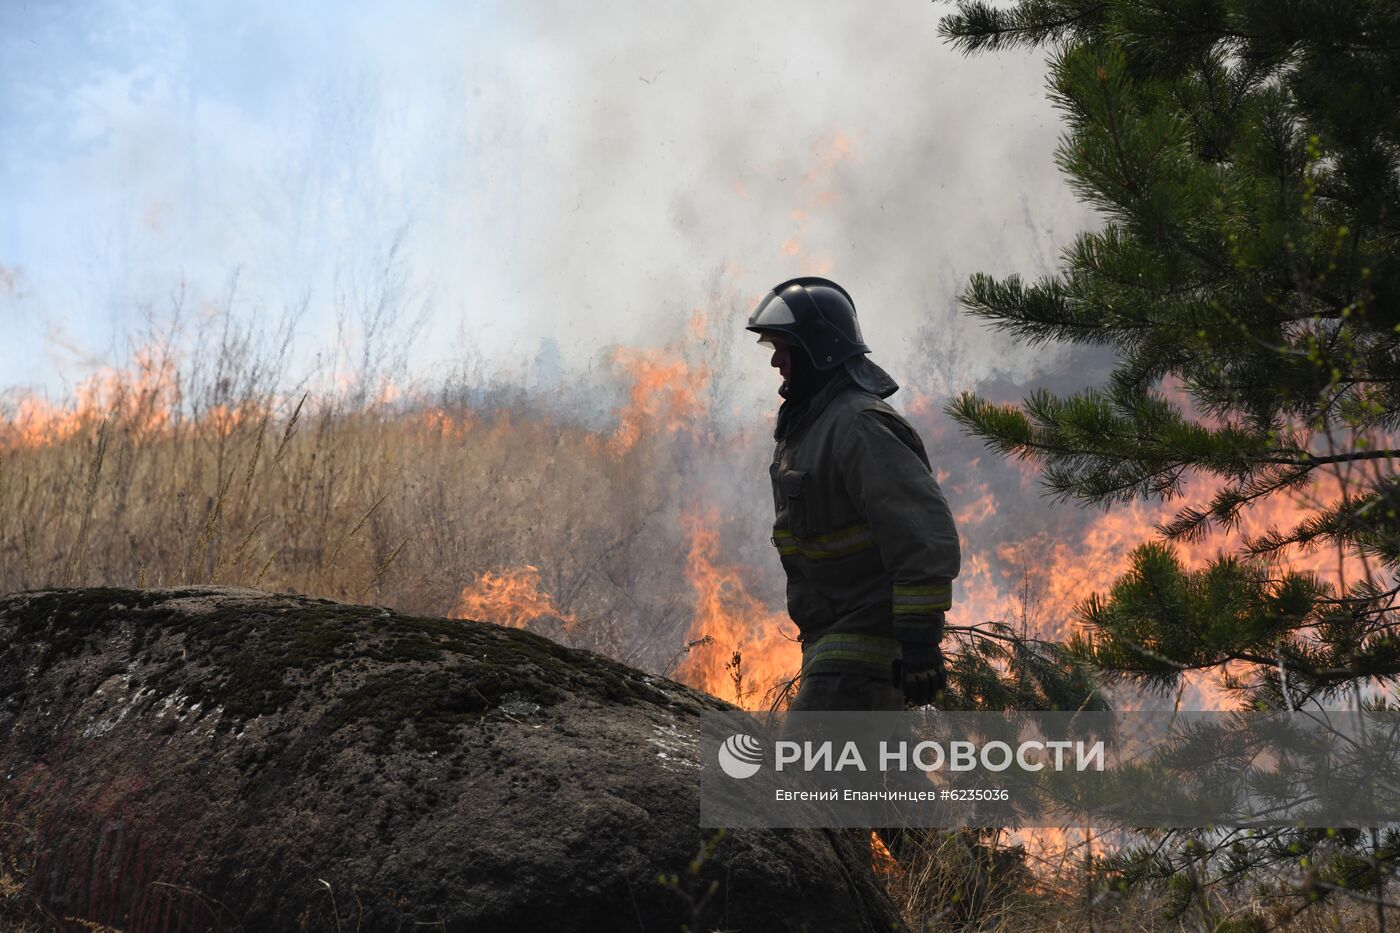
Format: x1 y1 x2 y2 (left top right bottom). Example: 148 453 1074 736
747 276 961 713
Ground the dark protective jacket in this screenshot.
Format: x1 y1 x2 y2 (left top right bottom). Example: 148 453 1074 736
770 373 960 679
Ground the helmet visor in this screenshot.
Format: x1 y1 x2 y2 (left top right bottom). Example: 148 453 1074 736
747 293 796 329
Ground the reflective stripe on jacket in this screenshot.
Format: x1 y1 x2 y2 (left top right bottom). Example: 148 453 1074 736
770 374 960 677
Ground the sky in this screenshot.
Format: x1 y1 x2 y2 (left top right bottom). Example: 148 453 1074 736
0 0 1098 410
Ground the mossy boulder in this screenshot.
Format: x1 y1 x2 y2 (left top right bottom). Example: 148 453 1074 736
0 587 902 931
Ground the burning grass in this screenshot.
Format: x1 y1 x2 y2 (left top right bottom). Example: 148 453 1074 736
0 322 704 680
0 307 1347 711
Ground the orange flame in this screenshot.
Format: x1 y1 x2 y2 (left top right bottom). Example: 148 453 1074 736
675 507 799 708
198 402 266 439
946 459 1389 708
605 347 710 456
953 469 1379 641
413 407 476 439
870 832 902 878
449 565 579 631
1 347 177 450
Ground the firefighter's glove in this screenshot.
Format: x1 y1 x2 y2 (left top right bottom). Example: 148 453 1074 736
899 641 946 706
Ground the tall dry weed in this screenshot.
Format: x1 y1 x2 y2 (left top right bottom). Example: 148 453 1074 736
0 304 727 676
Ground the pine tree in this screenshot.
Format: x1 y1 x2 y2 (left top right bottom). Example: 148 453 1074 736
940 4 1400 923
940 0 1400 710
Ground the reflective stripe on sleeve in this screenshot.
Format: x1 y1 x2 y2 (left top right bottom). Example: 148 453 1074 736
893 583 952 613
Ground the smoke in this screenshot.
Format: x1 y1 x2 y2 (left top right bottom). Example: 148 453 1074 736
496 1 1097 395
16 2 1251 704
2 0 1096 407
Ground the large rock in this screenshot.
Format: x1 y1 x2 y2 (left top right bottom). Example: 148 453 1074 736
0 587 903 931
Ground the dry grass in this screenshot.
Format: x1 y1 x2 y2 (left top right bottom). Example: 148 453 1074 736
880 829 1400 932
0 313 715 674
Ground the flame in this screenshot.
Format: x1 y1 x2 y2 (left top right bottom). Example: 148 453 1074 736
905 392 1392 708
371 379 403 408
199 402 266 439
0 347 177 450
605 347 710 456
954 485 997 526
957 471 1379 640
654 414 1369 712
946 458 1389 708
675 507 799 708
0 344 303 448
449 565 578 631
413 407 476 439
870 832 902 878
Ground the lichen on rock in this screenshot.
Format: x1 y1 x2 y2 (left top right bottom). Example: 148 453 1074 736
0 586 902 931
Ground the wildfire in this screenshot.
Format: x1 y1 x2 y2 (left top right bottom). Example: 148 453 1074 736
870 832 902 878
675 507 799 708
5 318 1382 721
413 407 476 439
941 460 1389 708
0 347 177 450
950 468 1379 645
199 402 265 439
953 484 997 526
605 347 710 456
449 566 579 631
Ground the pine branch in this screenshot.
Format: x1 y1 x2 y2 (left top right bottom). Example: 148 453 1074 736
1158 463 1314 541
938 0 1108 54
1263 449 1400 466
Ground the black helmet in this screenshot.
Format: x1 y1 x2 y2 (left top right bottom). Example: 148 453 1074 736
746 276 870 370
